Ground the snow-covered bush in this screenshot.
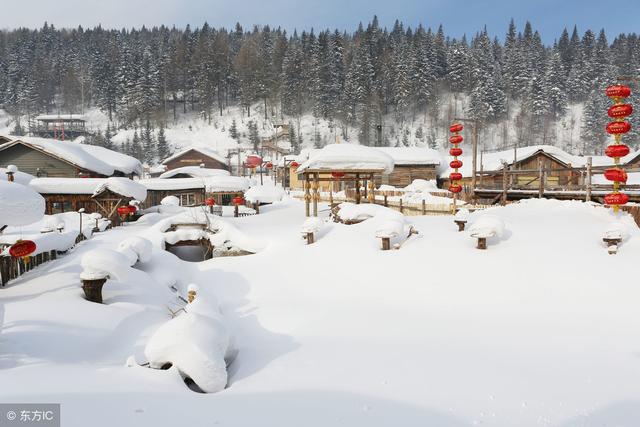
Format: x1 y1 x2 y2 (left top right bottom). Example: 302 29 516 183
144 293 233 393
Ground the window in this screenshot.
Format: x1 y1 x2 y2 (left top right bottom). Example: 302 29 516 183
178 193 196 206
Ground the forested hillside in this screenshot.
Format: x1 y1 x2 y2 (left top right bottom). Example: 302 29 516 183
1 16 639 160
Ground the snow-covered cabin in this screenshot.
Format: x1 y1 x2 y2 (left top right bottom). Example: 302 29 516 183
162 146 229 172
29 177 147 221
0 136 142 178
139 178 207 207
375 147 441 187
158 165 230 179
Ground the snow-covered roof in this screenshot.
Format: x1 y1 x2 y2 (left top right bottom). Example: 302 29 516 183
0 136 142 176
162 145 227 165
203 176 250 193
297 144 395 174
159 166 230 179
375 147 442 166
29 177 147 201
0 167 35 185
35 114 86 121
0 181 45 226
139 178 206 191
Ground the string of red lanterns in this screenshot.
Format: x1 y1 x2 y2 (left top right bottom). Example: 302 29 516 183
604 84 633 211
448 123 464 194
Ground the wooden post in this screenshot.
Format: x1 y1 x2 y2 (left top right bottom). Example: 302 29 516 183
422 199 426 215
234 204 239 218
538 157 544 198
381 237 391 251
312 173 319 217
306 232 315 245
82 277 107 304
471 120 478 201
253 202 260 214
355 174 361 204
304 174 311 217
367 174 375 204
454 220 467 231
399 198 404 213
384 194 388 207
586 156 592 202
477 237 487 250
501 162 508 206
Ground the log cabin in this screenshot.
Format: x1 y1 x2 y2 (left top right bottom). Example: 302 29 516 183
162 146 229 172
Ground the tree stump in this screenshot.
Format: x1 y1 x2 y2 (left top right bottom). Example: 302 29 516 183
82 278 107 304
477 237 487 250
381 237 391 251
454 220 467 232
306 232 315 245
234 205 239 218
603 237 622 255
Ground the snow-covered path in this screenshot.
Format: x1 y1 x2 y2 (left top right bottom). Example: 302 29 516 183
2 199 640 427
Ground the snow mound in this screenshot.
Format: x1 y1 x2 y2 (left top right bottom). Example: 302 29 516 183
468 215 505 238
301 217 324 234
244 185 285 203
80 249 134 281
375 217 408 239
297 143 395 174
0 166 35 185
161 196 180 206
118 237 153 263
0 181 46 226
159 166 230 179
93 177 147 202
336 202 403 223
603 221 628 241
455 208 470 221
144 295 233 393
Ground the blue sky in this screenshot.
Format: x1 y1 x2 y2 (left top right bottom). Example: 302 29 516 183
1 0 638 44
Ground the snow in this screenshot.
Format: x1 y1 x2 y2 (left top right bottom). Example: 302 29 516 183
80 248 133 281
0 167 34 185
3 197 640 426
375 147 442 165
468 214 506 238
161 146 228 166
139 177 205 191
0 180 45 226
244 184 285 203
1 136 142 176
158 166 230 179
202 176 250 193
93 177 147 201
161 195 180 206
144 294 233 393
35 114 86 121
297 143 395 174
118 236 153 263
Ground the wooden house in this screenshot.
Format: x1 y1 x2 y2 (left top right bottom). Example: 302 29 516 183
28 177 147 222
33 114 87 139
375 147 441 187
139 178 207 207
0 137 142 178
162 146 229 172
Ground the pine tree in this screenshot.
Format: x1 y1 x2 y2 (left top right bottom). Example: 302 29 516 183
156 124 169 161
229 118 239 140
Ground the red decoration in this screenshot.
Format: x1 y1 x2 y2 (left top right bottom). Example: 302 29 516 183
449 147 463 157
9 240 36 258
331 171 345 178
117 206 130 216
232 196 245 206
128 205 137 214
245 155 262 168
290 161 299 168
606 121 631 135
450 160 463 169
449 184 462 194
449 135 463 144
449 123 464 133
605 85 631 99
604 168 628 183
265 162 273 169
604 193 629 206
449 172 463 181
605 144 630 158
608 104 633 119
205 198 216 206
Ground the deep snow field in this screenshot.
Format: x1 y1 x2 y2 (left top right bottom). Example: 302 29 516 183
1 198 640 427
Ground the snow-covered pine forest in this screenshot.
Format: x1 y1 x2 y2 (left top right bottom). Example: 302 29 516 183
1 17 640 162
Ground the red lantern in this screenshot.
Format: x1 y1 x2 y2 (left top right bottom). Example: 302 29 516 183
449 147 463 157
449 172 463 181
605 85 631 99
9 240 36 258
232 196 245 206
331 171 345 178
605 144 630 158
449 184 463 194
606 121 631 135
604 168 628 183
205 198 216 206
117 206 130 216
245 155 262 168
265 162 273 169
290 161 299 168
128 205 137 214
449 123 464 133
608 104 633 119
450 160 463 169
604 193 629 206
449 135 463 144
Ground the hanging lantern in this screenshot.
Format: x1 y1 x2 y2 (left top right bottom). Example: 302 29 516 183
290 161 299 168
449 184 463 194
245 155 262 169
265 162 273 169
605 144 630 158
449 172 463 181
128 205 137 215
449 135 463 144
450 160 463 169
606 121 632 135
232 196 245 206
9 240 36 258
331 171 345 178
604 168 628 183
449 147 463 157
605 85 631 99
449 123 464 133
607 104 633 119
117 206 130 217
205 198 216 206
604 83 633 211
604 193 629 206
